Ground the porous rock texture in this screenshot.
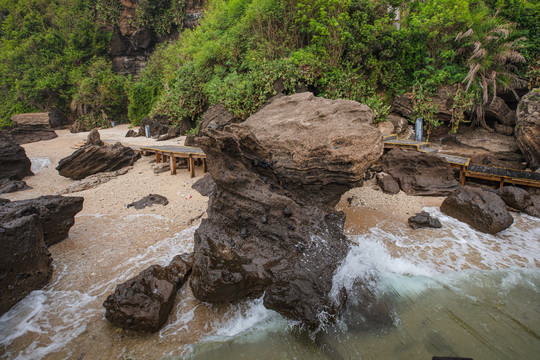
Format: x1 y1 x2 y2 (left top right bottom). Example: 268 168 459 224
382 148 460 196
56 130 140 180
0 215 52 315
0 195 84 247
103 253 193 332
440 187 513 234
190 93 384 329
516 88 540 170
0 133 33 181
408 211 442 229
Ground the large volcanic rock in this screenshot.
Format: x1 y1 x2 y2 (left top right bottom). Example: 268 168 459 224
56 131 140 180
0 133 33 181
0 195 84 247
4 113 58 144
440 187 513 234
516 88 540 170
190 93 383 328
103 253 193 332
382 148 459 196
392 85 455 123
0 215 52 315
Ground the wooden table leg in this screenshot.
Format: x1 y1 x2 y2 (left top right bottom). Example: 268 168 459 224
189 155 195 178
156 152 161 163
499 177 505 188
170 155 177 175
203 158 207 173
459 166 465 186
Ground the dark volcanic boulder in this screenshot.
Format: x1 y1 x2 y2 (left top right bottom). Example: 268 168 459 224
103 253 193 332
440 187 513 234
127 194 168 210
376 173 400 194
190 93 383 328
0 215 52 315
137 116 170 138
0 133 33 180
0 195 84 246
382 148 459 196
69 120 89 133
408 211 442 229
3 124 58 144
516 88 540 170
192 174 216 197
57 142 140 180
497 186 533 211
198 104 238 133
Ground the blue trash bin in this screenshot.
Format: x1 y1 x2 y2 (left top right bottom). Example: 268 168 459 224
145 125 150 138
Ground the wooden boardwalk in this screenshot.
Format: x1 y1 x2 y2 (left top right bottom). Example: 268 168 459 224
383 134 540 188
138 145 207 178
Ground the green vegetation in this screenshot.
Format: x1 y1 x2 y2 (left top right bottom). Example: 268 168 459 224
1 0 537 133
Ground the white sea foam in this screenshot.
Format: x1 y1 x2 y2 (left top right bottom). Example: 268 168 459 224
30 157 51 173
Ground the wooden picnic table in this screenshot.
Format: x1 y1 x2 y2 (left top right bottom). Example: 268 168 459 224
139 145 207 178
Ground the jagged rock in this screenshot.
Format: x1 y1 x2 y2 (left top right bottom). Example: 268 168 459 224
69 120 89 133
157 125 183 141
190 92 383 329
137 116 170 138
192 173 216 197
103 253 193 332
392 85 455 123
388 114 409 135
56 141 140 180
2 124 58 144
0 215 52 315
198 104 238 133
86 128 103 146
0 178 29 194
408 211 442 229
376 173 400 194
0 198 10 205
525 192 540 218
125 129 140 137
382 148 459 196
127 194 168 210
497 186 533 211
485 96 517 127
376 121 394 135
494 122 514 136
470 153 526 170
59 168 131 194
516 88 540 170
0 195 84 246
0 133 33 181
184 134 197 147
440 187 513 234
152 163 170 174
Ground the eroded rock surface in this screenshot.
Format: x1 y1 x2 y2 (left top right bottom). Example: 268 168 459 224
127 194 169 210
440 187 513 234
516 88 540 170
56 130 140 180
0 215 52 315
190 93 383 328
103 253 193 332
382 148 459 196
0 133 33 181
0 195 84 246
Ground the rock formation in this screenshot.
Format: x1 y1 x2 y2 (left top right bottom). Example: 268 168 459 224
440 187 513 234
137 116 170 138
392 85 455 123
376 173 400 194
190 93 383 328
0 215 52 315
408 211 442 229
103 253 193 332
198 104 238 133
497 186 533 211
0 195 84 247
382 148 459 196
0 178 29 194
127 194 169 210
3 112 58 144
57 130 140 180
516 88 540 170
0 133 33 181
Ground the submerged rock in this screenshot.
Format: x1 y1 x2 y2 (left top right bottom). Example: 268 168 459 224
516 88 540 170
0 215 52 315
382 148 459 196
103 253 193 332
56 130 140 180
440 187 513 234
0 133 33 181
127 194 169 210
408 211 442 229
190 93 383 329
0 195 84 246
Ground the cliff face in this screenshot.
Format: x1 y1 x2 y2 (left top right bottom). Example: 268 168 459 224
110 0 205 76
